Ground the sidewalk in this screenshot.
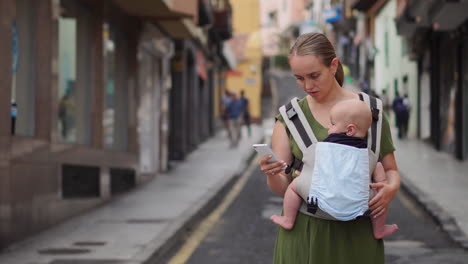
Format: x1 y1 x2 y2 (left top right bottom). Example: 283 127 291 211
0 125 266 264
393 136 468 249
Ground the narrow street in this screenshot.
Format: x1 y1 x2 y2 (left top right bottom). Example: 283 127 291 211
161 73 468 264
164 157 468 264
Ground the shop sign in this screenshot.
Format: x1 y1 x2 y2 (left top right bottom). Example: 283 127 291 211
324 7 342 24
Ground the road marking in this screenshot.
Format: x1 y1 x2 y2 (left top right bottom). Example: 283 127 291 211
167 156 260 264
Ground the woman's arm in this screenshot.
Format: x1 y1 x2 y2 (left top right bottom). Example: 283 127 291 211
369 152 400 217
259 121 293 197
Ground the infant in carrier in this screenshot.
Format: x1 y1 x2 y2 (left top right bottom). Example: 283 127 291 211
271 99 398 239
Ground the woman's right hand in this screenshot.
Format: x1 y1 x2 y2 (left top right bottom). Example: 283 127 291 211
259 155 287 176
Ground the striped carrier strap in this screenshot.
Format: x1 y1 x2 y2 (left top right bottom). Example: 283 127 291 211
358 92 383 162
279 97 318 153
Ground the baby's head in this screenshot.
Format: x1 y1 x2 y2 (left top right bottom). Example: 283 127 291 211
328 99 372 138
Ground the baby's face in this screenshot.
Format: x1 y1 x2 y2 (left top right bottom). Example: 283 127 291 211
327 113 348 135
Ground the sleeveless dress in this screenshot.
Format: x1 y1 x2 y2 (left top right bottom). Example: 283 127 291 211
273 97 395 264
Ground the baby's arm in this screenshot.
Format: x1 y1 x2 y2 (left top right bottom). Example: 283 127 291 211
372 162 387 183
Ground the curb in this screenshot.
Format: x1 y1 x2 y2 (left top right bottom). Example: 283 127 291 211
143 149 259 263
400 174 468 250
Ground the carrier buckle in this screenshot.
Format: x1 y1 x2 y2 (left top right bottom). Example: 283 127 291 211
363 209 372 217
307 196 318 214
286 107 297 119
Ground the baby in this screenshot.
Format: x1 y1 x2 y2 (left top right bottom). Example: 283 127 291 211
271 99 398 239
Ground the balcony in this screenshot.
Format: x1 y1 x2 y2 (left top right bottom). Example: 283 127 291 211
349 0 376 11
430 0 468 31
395 0 435 38
212 8 233 41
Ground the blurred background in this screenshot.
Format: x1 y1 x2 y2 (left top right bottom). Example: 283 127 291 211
1 0 468 263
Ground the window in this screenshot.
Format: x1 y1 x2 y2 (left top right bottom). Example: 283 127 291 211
12 0 36 136
58 0 93 144
103 23 116 148
268 11 278 27
384 31 389 68
401 38 408 56
102 23 128 151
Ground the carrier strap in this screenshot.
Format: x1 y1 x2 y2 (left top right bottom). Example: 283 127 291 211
285 157 304 174
285 102 312 147
359 92 383 159
279 98 317 153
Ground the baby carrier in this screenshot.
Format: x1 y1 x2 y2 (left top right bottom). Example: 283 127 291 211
279 92 383 221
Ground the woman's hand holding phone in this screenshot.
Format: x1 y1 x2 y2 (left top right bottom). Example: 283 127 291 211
254 144 287 176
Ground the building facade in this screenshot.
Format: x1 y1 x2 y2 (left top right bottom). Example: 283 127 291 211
395 0 468 160
226 0 264 122
0 0 233 248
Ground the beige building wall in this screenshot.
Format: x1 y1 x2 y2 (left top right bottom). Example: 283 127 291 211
228 0 263 121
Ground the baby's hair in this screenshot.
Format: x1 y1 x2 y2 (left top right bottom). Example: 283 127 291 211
332 100 372 134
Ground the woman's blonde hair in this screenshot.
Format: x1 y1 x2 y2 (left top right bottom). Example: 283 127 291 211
289 33 344 86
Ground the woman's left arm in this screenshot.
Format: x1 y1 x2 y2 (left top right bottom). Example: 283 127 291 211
369 152 400 218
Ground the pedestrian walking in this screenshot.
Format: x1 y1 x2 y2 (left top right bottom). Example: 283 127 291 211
220 90 233 142
226 92 243 148
380 88 391 115
239 90 251 137
258 32 400 264
392 91 409 139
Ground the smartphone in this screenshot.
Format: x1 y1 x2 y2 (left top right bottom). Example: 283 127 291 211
253 144 281 163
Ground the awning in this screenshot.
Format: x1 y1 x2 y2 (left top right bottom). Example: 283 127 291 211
113 0 192 20
431 1 468 31
394 0 433 37
158 18 205 40
113 0 202 39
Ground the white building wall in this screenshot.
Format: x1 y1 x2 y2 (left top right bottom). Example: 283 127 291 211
259 0 280 56
374 0 418 137
259 0 310 56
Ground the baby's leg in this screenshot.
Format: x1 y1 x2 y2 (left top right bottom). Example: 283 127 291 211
271 178 302 230
371 163 398 238
371 209 398 239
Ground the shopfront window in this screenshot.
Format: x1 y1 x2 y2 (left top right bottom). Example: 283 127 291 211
12 0 36 136
462 42 468 159
58 0 92 144
103 22 128 151
103 23 116 148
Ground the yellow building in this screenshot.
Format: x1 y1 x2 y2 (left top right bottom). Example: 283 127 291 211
227 0 263 122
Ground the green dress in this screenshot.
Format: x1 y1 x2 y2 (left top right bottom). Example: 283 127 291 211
273 97 395 264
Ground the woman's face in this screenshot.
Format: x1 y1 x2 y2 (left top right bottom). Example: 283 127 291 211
289 55 338 101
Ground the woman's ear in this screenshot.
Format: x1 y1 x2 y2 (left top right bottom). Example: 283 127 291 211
331 57 339 75
346 124 357 137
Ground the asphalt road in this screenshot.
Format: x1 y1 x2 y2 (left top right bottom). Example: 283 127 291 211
172 161 467 264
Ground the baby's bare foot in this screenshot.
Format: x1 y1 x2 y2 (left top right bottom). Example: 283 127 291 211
374 224 398 239
270 215 294 230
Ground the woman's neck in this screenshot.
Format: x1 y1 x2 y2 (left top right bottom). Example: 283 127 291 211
308 81 347 107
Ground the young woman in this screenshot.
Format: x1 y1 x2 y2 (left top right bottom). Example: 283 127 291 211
259 33 400 263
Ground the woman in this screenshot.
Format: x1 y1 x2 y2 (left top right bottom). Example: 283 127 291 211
259 33 400 263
